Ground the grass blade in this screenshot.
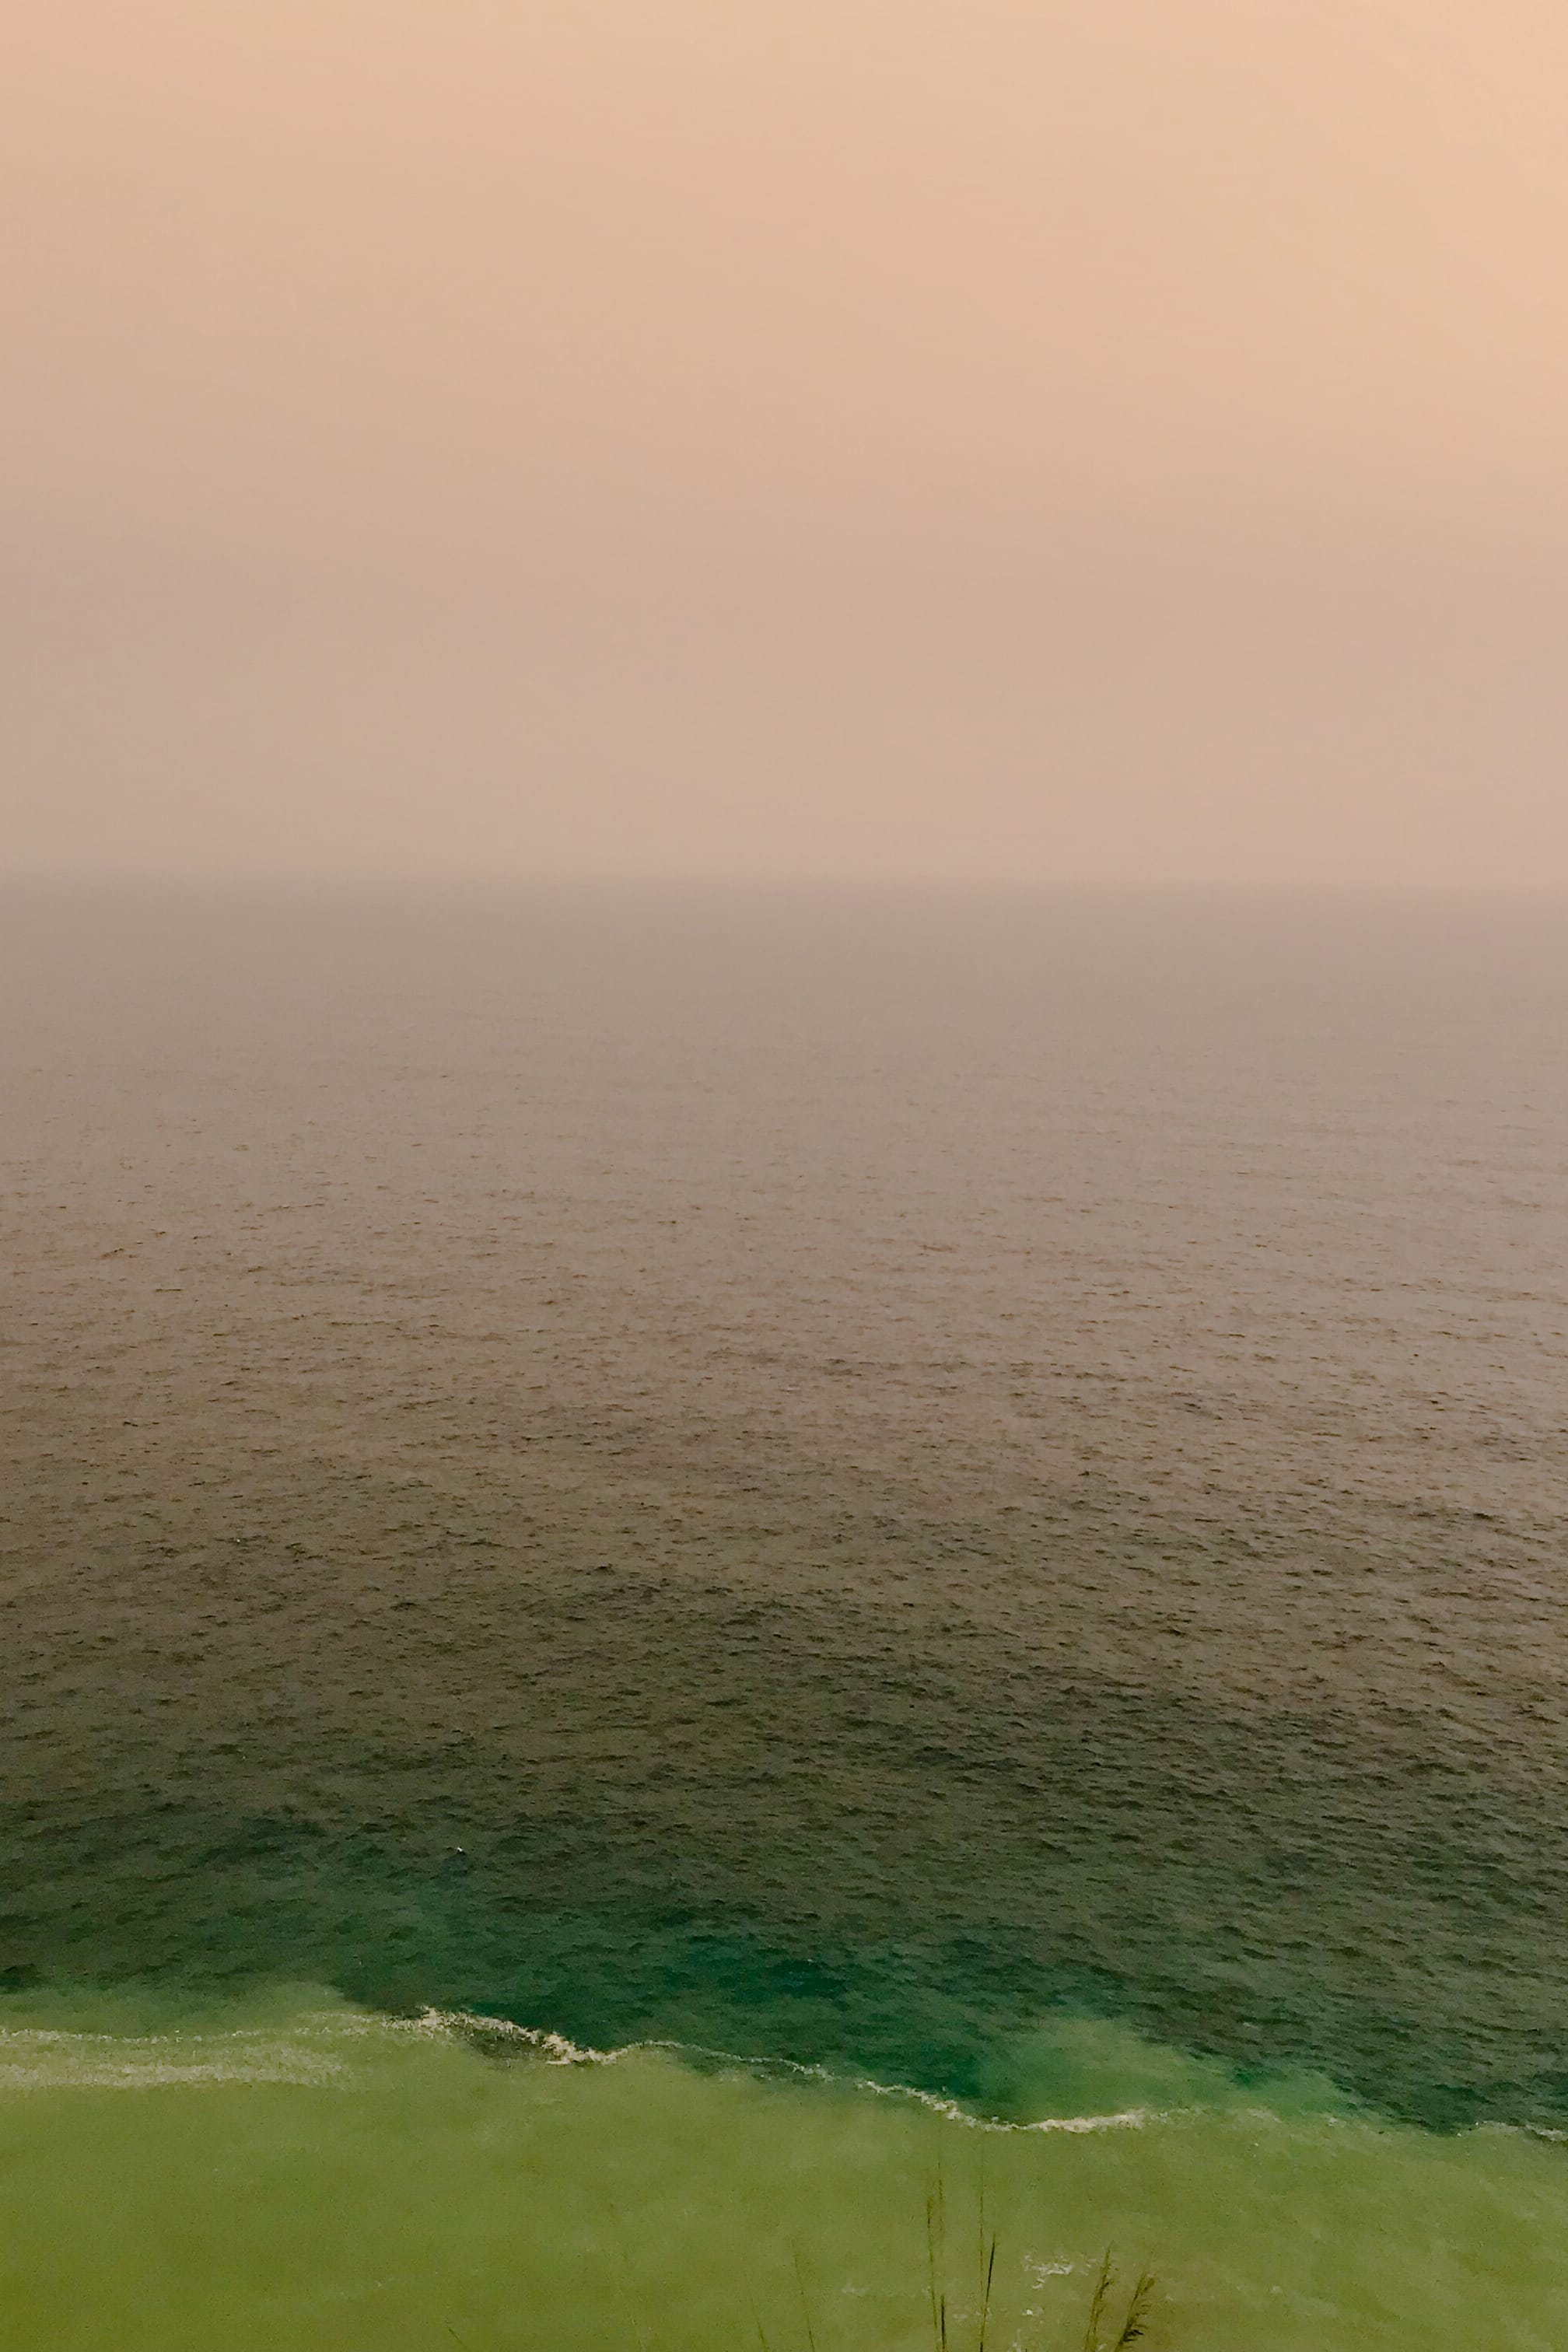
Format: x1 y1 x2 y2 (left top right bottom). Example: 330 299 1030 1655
1081 2249 1114 2352
793 2243 819 2352
927 2194 943 2352
1111 2271 1157 2348
977 2235 997 2352
977 2139 987 2314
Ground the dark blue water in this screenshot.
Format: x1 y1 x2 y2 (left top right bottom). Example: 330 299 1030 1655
4 884 1566 2129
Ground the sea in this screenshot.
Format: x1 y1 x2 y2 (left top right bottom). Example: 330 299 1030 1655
2 882 1566 2348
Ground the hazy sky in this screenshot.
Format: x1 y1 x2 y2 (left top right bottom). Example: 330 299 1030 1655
5 0 1567 884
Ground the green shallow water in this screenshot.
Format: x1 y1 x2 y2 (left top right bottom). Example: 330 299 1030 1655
4 1988 1568 2350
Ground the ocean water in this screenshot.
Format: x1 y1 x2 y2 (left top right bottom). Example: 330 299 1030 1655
3 884 1566 2344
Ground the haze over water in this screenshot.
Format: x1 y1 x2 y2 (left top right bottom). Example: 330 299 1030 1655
4 884 1566 2343
8 0 1568 2333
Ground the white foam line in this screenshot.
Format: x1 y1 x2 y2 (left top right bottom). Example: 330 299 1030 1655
401 2009 624 2065
408 2009 1153 2132
0 2011 366 2090
0 2046 347 2090
0 2007 1314 2136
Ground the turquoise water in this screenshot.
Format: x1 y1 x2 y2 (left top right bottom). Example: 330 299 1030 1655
6 1993 1568 2348
3 887 1566 2339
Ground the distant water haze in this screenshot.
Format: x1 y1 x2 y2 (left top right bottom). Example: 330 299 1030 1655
5 0 1568 884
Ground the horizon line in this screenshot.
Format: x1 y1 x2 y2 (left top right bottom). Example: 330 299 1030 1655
5 867 1568 899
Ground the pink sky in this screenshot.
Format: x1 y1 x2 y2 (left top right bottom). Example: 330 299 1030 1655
5 0 1568 883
